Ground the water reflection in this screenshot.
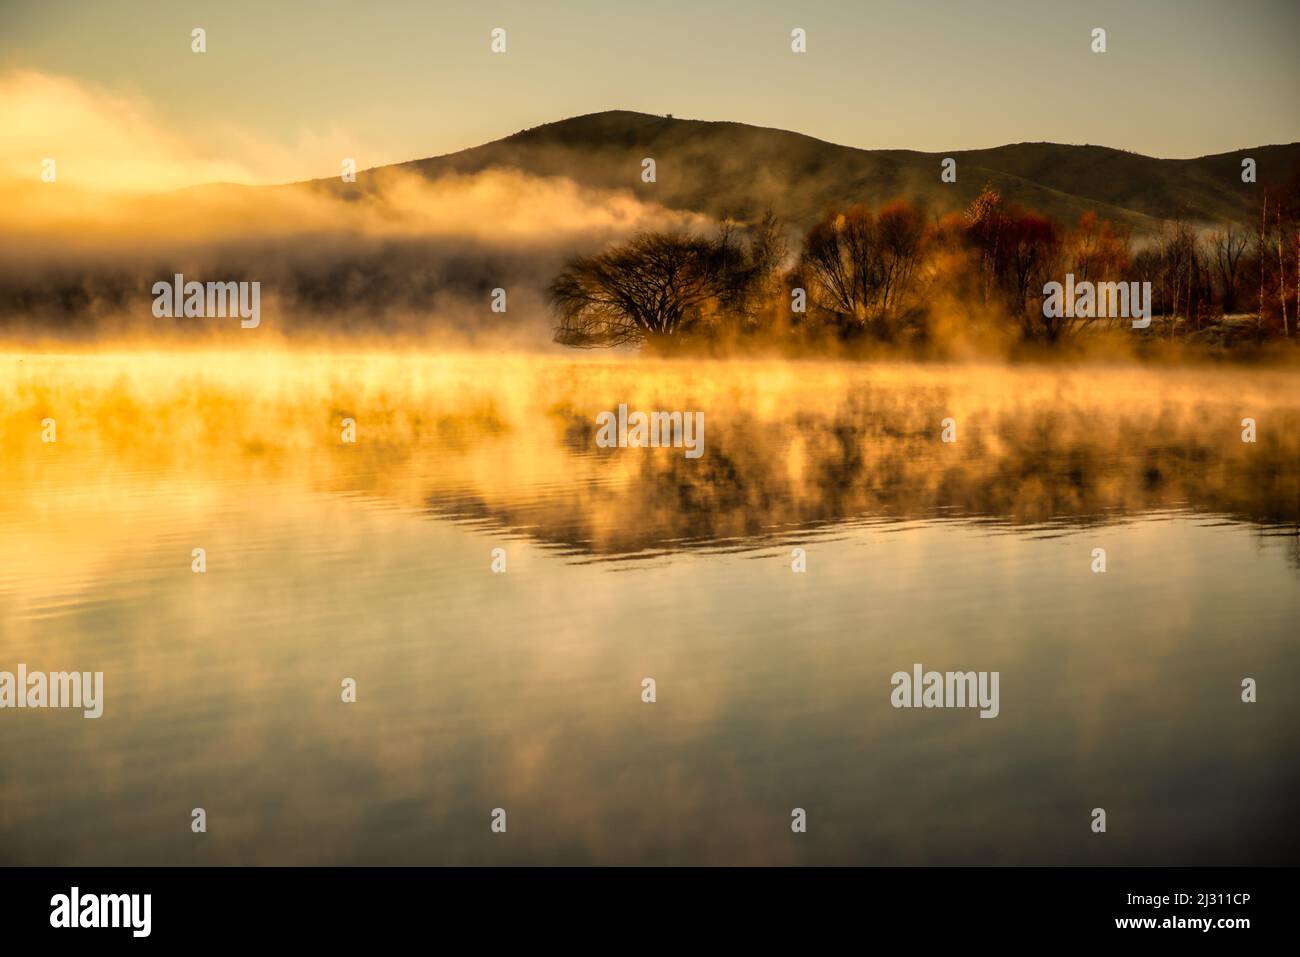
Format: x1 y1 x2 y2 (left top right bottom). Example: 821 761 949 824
0 351 1297 865
6 352 1296 558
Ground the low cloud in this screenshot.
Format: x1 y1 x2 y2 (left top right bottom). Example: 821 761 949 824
0 71 707 341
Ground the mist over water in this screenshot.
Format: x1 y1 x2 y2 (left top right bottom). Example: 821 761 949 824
1 349 1297 864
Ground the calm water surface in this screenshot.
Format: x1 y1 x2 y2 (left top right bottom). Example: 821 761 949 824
1 351 1297 864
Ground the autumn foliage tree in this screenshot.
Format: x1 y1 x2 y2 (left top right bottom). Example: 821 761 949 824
963 184 1064 339
549 175 1299 352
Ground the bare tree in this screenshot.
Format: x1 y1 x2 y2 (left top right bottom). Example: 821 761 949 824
1278 202 1291 338
799 201 927 334
875 201 928 321
716 211 786 328
549 218 785 346
1209 225 1247 313
800 206 880 328
1258 190 1269 344
1158 216 1206 338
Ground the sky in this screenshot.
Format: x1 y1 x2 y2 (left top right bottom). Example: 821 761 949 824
1 0 1297 186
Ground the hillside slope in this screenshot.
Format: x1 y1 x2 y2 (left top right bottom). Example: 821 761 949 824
317 110 1299 235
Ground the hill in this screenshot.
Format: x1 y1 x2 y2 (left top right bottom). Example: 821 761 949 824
314 110 1300 235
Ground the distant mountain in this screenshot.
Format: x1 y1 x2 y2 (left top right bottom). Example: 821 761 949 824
316 110 1300 235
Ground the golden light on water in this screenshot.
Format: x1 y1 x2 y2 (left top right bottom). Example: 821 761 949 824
1 347 1298 865
3 348 1297 606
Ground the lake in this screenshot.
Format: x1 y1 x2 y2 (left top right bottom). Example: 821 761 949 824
1 350 1297 864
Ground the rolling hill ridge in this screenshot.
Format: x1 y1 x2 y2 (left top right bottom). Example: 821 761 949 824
318 110 1300 235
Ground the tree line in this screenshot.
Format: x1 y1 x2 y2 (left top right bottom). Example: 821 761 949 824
550 177 1300 351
